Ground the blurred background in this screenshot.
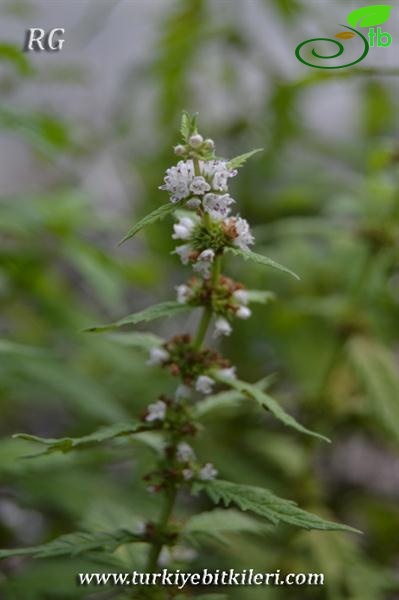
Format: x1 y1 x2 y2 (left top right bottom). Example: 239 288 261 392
1 0 399 598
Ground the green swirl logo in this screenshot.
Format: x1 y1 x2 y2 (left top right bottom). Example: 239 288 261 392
295 5 393 69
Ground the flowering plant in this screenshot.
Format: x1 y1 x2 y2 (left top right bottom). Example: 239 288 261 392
0 114 358 593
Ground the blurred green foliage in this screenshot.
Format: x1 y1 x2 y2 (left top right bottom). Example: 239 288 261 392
1 0 399 599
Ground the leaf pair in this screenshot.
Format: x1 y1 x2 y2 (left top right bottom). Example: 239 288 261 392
85 291 276 335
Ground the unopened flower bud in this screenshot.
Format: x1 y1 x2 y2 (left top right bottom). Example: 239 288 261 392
186 197 201 209
189 134 203 148
203 138 215 150
236 305 252 320
233 289 250 305
195 375 215 395
147 347 169 366
199 462 218 481
214 317 232 338
145 400 167 422
174 144 186 156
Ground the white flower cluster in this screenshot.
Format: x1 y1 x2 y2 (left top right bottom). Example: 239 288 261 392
175 440 218 482
145 399 167 422
172 214 253 278
159 159 237 203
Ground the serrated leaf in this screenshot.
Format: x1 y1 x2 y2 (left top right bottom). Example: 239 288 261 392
183 509 270 547
348 336 399 441
0 529 141 560
347 5 392 28
194 480 360 533
193 375 276 419
14 421 144 457
213 375 330 443
85 301 192 333
227 148 263 170
246 290 276 304
119 202 180 245
225 246 300 280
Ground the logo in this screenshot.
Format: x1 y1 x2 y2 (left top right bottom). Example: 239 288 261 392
295 4 392 69
23 28 65 52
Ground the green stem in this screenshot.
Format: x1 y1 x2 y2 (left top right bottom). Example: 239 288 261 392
144 154 222 571
145 486 177 572
316 247 374 399
193 306 213 350
193 156 201 177
212 254 222 286
193 255 222 350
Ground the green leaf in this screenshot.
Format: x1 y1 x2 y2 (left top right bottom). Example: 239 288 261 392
213 375 330 443
14 421 144 457
0 43 33 76
119 202 180 245
347 5 393 28
0 339 50 357
227 148 263 170
225 247 300 280
104 331 164 349
348 336 399 441
0 529 141 560
183 509 270 546
180 111 198 141
193 376 276 419
246 290 276 304
85 301 192 333
194 480 360 533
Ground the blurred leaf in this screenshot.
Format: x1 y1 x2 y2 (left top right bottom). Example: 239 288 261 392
194 480 360 532
0 43 32 75
119 202 181 244
246 290 275 304
0 339 49 357
0 529 141 559
20 360 128 422
183 509 270 546
225 247 300 280
228 148 263 170
214 375 330 443
85 301 192 333
0 107 72 154
348 336 399 441
14 421 145 457
104 331 164 349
